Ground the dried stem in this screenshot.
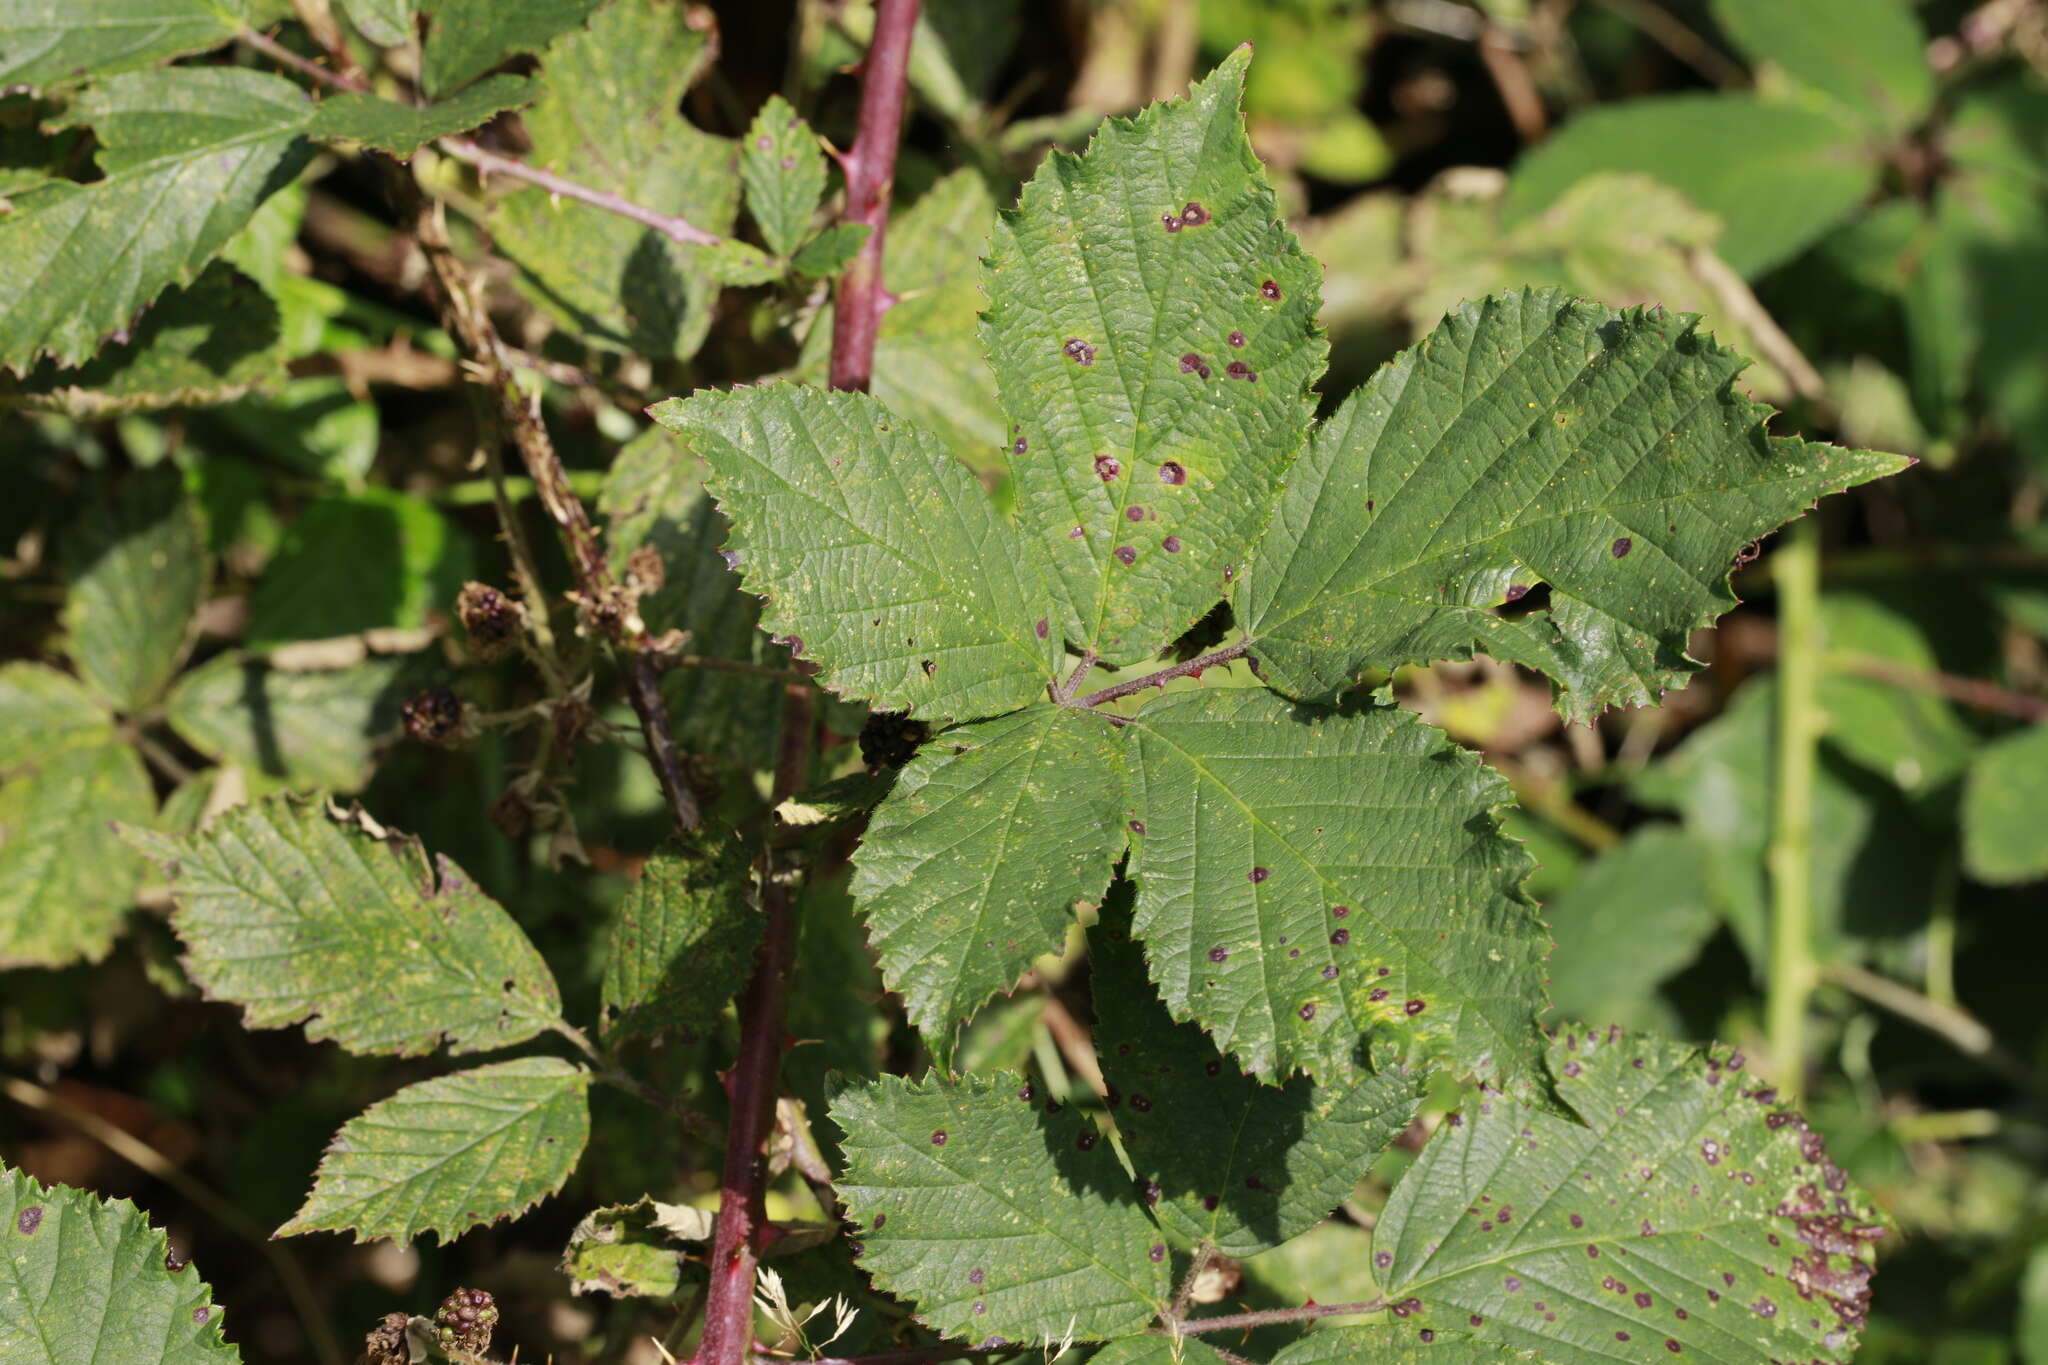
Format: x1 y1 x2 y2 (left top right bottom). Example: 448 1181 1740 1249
1074 640 1252 708
827 0 924 391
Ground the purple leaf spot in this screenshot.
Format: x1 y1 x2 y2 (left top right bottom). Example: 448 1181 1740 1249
1259 280 1282 301
1095 455 1121 481
931 1131 947 1146
1114 546 1136 566
1181 201 1209 226
16 1207 42 1235
1612 537 1633 558
1159 461 1186 485
1208 946 1228 962
1404 999 1426 1016
1163 535 1182 553
1228 330 1246 348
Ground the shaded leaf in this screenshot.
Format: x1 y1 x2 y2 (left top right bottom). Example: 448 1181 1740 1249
1123 687 1546 1088
599 424 788 770
340 0 413 47
1242 289 1905 722
0 742 155 968
244 490 473 647
1503 96 1875 277
62 464 206 712
650 384 1058 720
1091 888 1421 1256
0 1165 240 1363
852 704 1127 1064
742 93 825 258
791 222 870 278
1961 722 2048 886
601 828 761 1045
1373 1027 1886 1365
0 662 114 776
985 46 1325 664
1710 0 1932 136
0 261 284 417
164 653 417 792
0 0 252 91
303 73 534 155
122 794 565 1056
831 1072 1170 1344
278 1057 590 1245
1540 826 1718 1031
487 0 735 361
418 0 606 97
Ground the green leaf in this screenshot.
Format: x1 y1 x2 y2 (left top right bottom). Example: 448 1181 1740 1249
1090 888 1421 1256
1269 1326 1543 1364
244 490 473 647
339 0 414 47
791 222 870 278
0 261 283 417
1961 723 2048 886
831 1072 1170 1344
304 73 535 155
650 384 1058 720
1503 96 1876 277
1123 687 1547 1088
122 794 566 1056
487 0 736 361
852 704 1127 1063
0 68 316 371
1539 826 1718 1031
278 1057 590 1245
599 424 788 770
164 653 417 792
0 742 156 968
0 662 114 776
0 1164 241 1363
601 828 761 1045
1710 0 1932 135
212 375 379 484
418 0 606 97
1372 1027 1886 1365
61 465 206 712
0 0 253 92
560 1198 701 1298
984 46 1326 664
1242 289 1906 722
742 94 826 258
698 238 784 286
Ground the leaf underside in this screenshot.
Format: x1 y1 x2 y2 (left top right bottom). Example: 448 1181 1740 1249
278 1057 590 1245
123 794 564 1056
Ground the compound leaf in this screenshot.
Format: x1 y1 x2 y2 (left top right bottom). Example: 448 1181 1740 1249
984 45 1326 665
831 1072 1170 1344
62 465 206 713
650 384 1058 720
1373 1027 1886 1365
601 828 762 1045
852 704 1127 1064
123 794 565 1057
1243 289 1906 722
0 1165 240 1364
1123 687 1547 1089
741 93 825 258
0 0 252 91
487 0 735 361
0 742 156 969
278 1057 590 1245
0 662 115 776
1503 96 1875 278
1090 889 1422 1257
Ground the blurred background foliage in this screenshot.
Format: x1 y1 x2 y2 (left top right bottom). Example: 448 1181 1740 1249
4 1 2048 1362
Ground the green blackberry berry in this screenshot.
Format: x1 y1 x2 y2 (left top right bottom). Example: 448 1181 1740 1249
859 712 929 770
433 1287 498 1357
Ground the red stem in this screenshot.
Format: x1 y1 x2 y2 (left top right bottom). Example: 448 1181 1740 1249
1074 640 1251 708
827 0 924 392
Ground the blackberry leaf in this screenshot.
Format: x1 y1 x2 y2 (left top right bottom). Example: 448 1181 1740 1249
984 45 1325 664
601 829 762 1046
1243 289 1906 722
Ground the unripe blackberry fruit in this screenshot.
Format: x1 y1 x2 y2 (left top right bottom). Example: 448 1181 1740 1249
858 712 929 770
434 1287 498 1356
456 582 524 660
400 687 464 745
